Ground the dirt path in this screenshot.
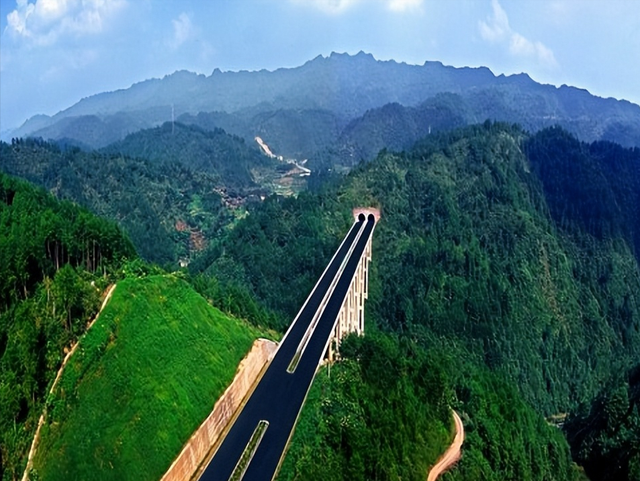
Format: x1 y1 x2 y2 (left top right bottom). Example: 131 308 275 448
427 410 465 481
21 284 117 481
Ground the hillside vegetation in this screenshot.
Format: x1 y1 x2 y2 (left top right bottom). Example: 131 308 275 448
3 117 640 479
191 123 640 478
311 88 640 171
101 122 274 190
564 362 640 481
179 108 343 162
278 331 453 481
32 274 268 481
0 138 233 265
279 331 582 481
0 173 135 479
196 123 640 410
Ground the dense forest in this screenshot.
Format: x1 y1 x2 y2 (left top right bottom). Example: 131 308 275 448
564 362 640 481
193 123 640 411
0 173 136 478
0 137 237 265
101 122 275 190
278 331 582 481
189 123 640 479
2 121 640 480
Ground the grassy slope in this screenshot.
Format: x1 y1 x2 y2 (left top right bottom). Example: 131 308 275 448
32 274 268 481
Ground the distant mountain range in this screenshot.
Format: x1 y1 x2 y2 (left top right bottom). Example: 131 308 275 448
6 51 640 161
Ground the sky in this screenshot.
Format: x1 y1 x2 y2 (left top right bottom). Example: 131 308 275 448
1 0 639 131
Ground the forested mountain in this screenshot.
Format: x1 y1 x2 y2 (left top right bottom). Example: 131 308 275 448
2 123 603 480
316 88 640 170
194 123 640 411
0 173 136 478
101 122 274 190
0 138 234 265
526 127 640 259
4 49 640 477
324 95 467 168
7 52 640 154
186 123 640 479
278 332 583 481
565 363 640 481
179 108 344 162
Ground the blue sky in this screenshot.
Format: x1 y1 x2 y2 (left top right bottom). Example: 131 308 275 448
1 0 639 130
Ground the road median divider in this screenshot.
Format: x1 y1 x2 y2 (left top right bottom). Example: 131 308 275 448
161 338 277 481
287 221 366 373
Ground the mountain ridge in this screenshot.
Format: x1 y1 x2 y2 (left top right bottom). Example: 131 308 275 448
7 52 640 152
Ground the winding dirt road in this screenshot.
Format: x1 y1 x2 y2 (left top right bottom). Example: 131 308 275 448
427 410 465 481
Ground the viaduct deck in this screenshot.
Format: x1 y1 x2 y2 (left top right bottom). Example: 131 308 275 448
198 214 376 481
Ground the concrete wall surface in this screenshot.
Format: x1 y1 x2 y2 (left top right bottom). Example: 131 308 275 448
161 338 278 481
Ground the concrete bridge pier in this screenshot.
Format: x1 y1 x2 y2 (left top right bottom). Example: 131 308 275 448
327 208 378 362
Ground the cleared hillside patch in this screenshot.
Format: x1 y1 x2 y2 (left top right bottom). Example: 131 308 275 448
31 274 268 481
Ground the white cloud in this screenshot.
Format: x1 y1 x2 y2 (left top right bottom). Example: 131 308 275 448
291 0 359 14
479 0 557 69
5 0 126 46
169 12 193 50
509 33 556 67
291 0 423 15
7 0 36 37
387 0 423 12
478 0 509 43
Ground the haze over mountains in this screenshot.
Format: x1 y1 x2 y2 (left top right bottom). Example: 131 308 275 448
6 51 640 158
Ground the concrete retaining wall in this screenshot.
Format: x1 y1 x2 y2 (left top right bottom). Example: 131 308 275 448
161 338 278 481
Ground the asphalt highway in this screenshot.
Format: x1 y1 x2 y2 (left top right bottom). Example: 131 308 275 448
199 214 375 481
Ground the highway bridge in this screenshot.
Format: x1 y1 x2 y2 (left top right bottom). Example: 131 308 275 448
198 211 377 481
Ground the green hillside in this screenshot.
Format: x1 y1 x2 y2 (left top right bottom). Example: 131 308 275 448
31 275 269 481
192 123 640 478
5 120 639 479
101 122 274 190
564 362 640 481
277 331 453 481
201 123 640 412
0 173 135 479
0 138 233 265
179 108 343 162
278 332 582 481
